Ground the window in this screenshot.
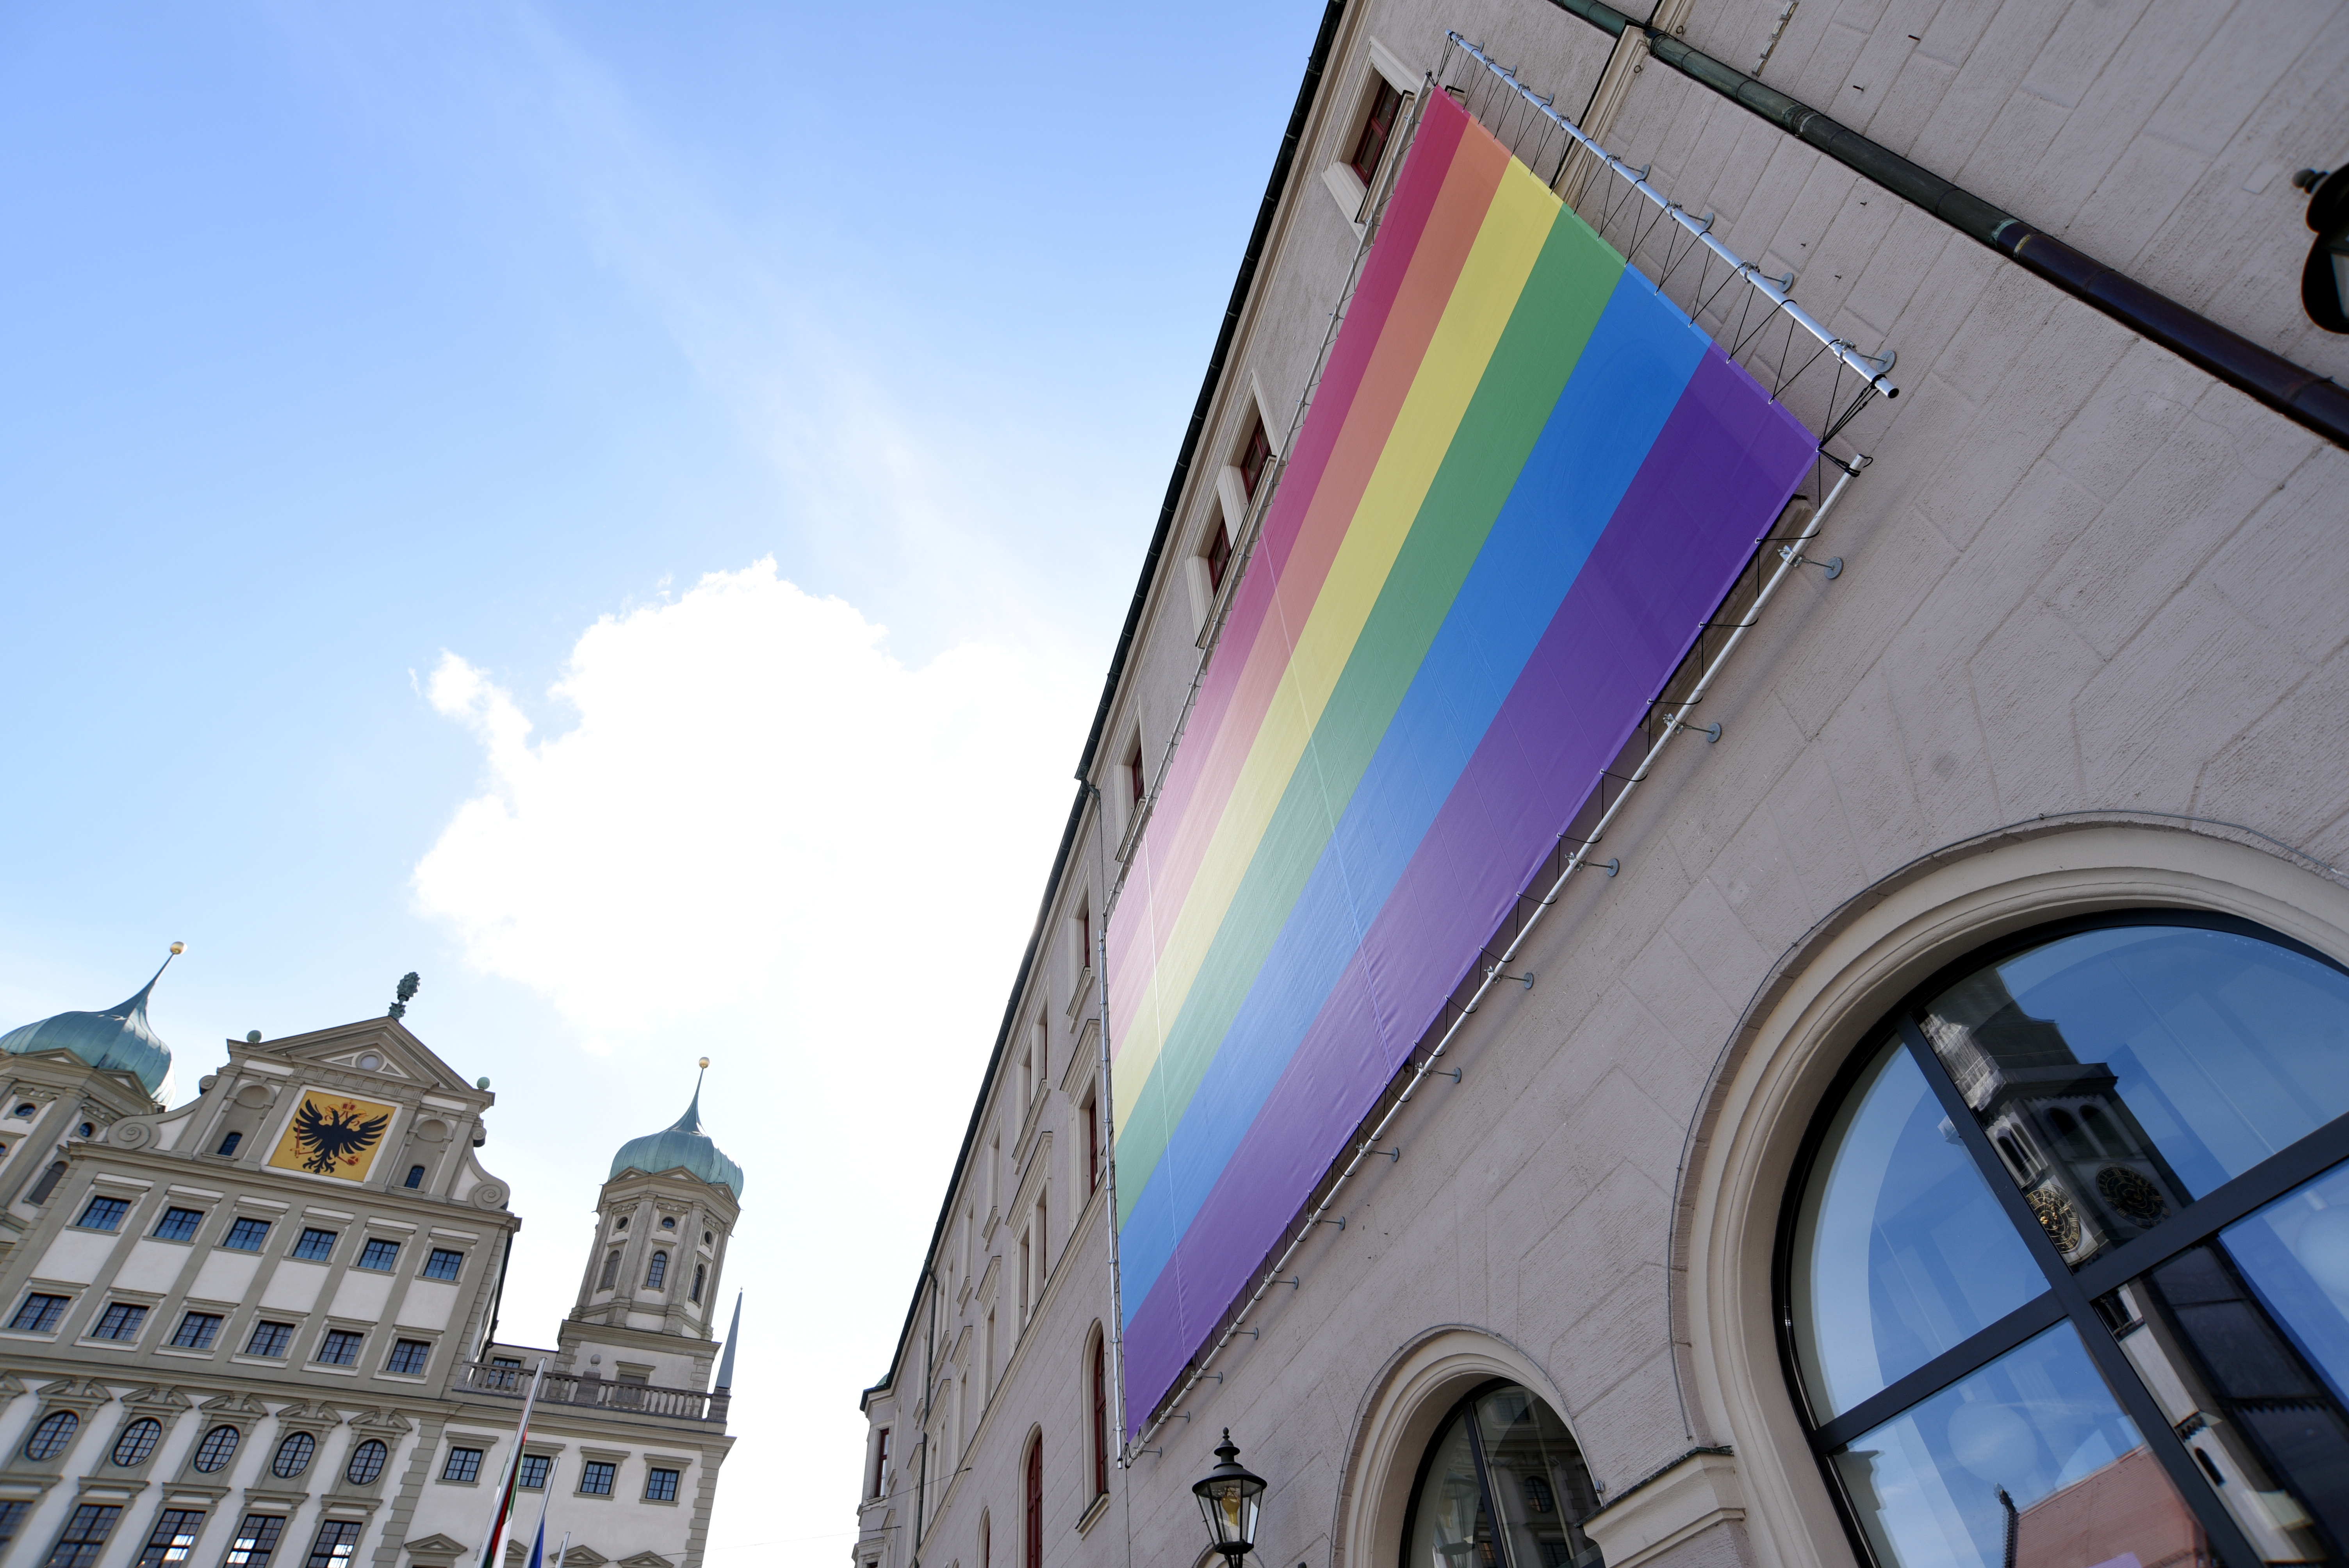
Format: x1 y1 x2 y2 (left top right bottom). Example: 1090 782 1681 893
10 1103 32 1117
387 1338 431 1375
1238 414 1275 500
491 1354 522 1370
343 1441 387 1486
660 1215 676 1230
190 1425 240 1474
404 1164 424 1188
704 1229 714 1244
223 1217 270 1251
26 1160 67 1205
1024 1436 1043 1568
692 1262 706 1303
76 1123 92 1138
301 1521 360 1568
292 1227 337 1260
1401 1382 1601 1568
91 1302 147 1341
153 1207 203 1242
171 1311 223 1350
24 1410 78 1459
1347 77 1404 185
223 1516 284 1568
356 1238 399 1270
271 1432 315 1477
0 1502 32 1551
645 1251 667 1290
615 1215 629 1231
422 1247 464 1281
1781 914 2349 1568
873 1428 891 1497
74 1195 128 1231
39 1503 120 1568
317 1329 363 1366
111 1418 162 1466
11 1294 69 1333
441 1447 483 1483
215 1131 242 1157
579 1461 615 1496
598 1249 622 1290
1123 737 1146 821
1090 1333 1108 1498
645 1467 680 1502
245 1320 294 1358
135 1509 206 1568
518 1454 552 1491
1085 1092 1100 1196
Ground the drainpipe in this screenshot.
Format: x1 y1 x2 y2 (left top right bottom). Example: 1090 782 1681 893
1538 0 2349 449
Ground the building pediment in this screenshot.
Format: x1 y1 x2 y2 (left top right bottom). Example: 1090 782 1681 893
615 1554 675 1568
196 1391 269 1417
406 1533 469 1564
232 1019 492 1110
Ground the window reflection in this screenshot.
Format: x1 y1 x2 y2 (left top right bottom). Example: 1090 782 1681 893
1792 1042 2049 1417
1403 1384 1602 1568
1830 1324 2209 1568
2092 1160 2349 1560
1921 926 2349 1268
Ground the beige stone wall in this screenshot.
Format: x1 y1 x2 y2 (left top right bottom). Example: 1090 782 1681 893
851 3 2349 1567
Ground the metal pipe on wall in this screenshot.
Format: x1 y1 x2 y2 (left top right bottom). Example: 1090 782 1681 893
1538 0 2349 449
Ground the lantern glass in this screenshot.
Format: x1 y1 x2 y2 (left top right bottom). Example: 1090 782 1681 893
1192 1431 1266 1559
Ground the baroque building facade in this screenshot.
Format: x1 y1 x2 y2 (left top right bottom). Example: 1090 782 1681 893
855 3 2349 1568
0 964 742 1568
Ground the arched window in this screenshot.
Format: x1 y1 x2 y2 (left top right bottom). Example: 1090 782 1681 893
1398 1381 1601 1568
598 1249 621 1290
345 1439 388 1485
692 1263 706 1303
1024 1436 1043 1568
110 1418 161 1467
645 1251 668 1290
1088 1329 1108 1500
1782 914 2349 1568
23 1410 78 1461
25 1160 66 1206
192 1424 240 1473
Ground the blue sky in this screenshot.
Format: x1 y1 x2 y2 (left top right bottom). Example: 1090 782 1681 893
0 1 1327 1555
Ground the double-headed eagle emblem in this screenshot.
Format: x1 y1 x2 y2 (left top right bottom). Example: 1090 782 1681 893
289 1098 392 1175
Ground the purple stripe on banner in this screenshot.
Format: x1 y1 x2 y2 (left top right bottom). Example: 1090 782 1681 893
1123 346 1811 1426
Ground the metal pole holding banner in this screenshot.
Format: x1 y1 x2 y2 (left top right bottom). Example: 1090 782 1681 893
476 1358 547 1568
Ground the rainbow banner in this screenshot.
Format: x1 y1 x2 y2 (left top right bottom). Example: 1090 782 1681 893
1109 88 1814 1427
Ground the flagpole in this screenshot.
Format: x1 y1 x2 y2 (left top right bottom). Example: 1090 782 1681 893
526 1459 561 1568
477 1358 548 1568
553 1535 570 1568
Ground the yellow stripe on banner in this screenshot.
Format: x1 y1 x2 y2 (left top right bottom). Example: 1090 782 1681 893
1114 160 1562 1125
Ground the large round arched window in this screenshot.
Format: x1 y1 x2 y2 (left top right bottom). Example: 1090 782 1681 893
1781 914 2349 1568
1400 1381 1603 1568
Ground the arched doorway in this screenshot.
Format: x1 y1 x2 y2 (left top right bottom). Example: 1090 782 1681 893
1398 1380 1603 1568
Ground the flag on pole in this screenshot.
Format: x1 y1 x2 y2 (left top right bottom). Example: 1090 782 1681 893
476 1358 547 1568
526 1459 561 1568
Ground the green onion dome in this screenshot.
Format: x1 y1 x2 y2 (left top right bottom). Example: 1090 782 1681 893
0 955 176 1099
610 1077 743 1197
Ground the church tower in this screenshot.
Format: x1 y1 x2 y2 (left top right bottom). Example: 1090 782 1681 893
559 1062 743 1392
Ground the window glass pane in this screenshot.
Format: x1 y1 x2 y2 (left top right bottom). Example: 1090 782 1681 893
1921 925 2349 1268
1830 1324 2203 1568
1470 1386 1603 1568
1403 1411 1489 1568
1792 1041 2050 1418
2084 1160 2349 1561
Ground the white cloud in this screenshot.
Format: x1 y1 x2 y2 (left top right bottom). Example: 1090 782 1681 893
415 557 1090 1041
411 558 1096 1562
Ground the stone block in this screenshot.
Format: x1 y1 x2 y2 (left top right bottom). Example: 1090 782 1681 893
2195 643 2349 847
2205 447 2349 666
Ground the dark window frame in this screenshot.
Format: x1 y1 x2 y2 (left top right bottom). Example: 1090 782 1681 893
1346 77 1405 187
343 1441 387 1486
1773 908 2349 1568
315 1329 364 1367
90 1301 148 1342
645 1467 680 1502
191 1425 240 1474
221 1217 270 1253
291 1228 337 1262
110 1418 162 1467
578 1460 616 1497
134 1507 205 1568
355 1238 399 1272
421 1248 464 1281
74 1196 130 1233
152 1207 203 1243
222 1514 284 1568
23 1410 78 1461
39 1502 121 1568
10 1294 70 1334
386 1339 432 1376
441 1447 484 1484
170 1311 222 1350
245 1320 294 1358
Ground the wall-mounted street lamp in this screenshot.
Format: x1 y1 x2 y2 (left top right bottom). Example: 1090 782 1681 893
1193 1430 1266 1563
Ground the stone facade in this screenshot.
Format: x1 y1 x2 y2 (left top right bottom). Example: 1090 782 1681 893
852 2 2349 1568
0 1009 738 1568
